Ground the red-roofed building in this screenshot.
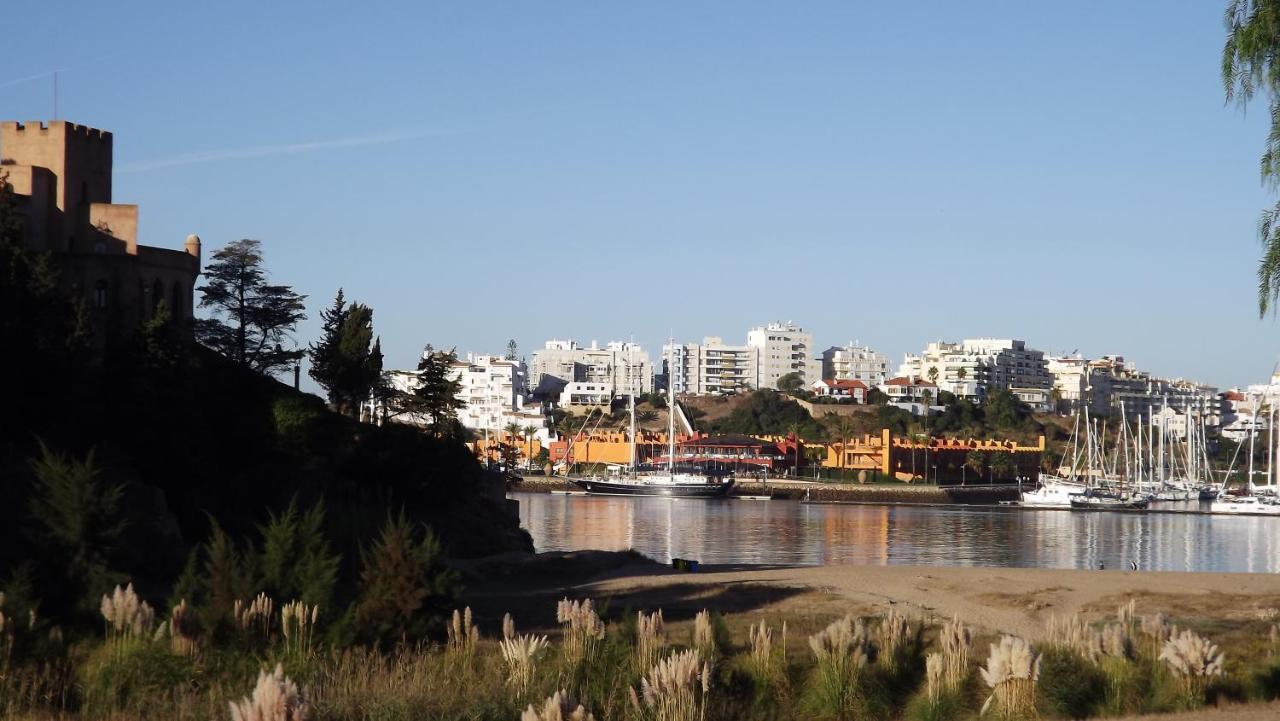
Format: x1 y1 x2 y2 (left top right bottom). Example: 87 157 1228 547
880 376 937 402
812 378 868 403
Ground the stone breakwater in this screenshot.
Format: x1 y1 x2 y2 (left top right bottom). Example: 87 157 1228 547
510 476 1020 505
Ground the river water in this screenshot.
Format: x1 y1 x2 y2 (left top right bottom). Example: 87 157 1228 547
512 492 1280 573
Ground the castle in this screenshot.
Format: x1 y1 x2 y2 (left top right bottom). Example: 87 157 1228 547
0 120 201 347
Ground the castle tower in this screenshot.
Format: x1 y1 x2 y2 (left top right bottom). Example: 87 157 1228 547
1 121 113 252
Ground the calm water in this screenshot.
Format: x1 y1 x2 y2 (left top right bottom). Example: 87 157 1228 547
512 492 1280 573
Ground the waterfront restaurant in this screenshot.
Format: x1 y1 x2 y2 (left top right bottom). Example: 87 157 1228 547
653 433 799 474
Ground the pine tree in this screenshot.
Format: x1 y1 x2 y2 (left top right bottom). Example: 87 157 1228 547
203 520 249 621
308 288 348 402
195 239 307 376
505 338 518 361
254 499 340 612
354 512 458 645
391 348 465 435
27 443 126 616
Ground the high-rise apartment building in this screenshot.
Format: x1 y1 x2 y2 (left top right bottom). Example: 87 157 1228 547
529 340 652 398
663 337 759 395
746 322 818 390
898 339 1051 401
820 343 890 386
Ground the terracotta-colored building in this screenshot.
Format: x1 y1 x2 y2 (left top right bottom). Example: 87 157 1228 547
1 120 201 349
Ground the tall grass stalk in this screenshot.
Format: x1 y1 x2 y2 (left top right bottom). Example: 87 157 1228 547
228 663 308 721
557 598 606 671
447 606 479 656
234 593 274 642
100 583 156 643
979 635 1039 718
1159 629 1224 707
523 689 597 721
633 649 712 721
280 600 318 659
692 610 715 660
636 610 666 672
167 599 198 657
746 619 784 687
877 608 911 673
501 632 550 696
806 615 873 718
940 615 971 693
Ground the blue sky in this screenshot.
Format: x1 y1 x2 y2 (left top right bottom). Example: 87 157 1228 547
4 1 1277 390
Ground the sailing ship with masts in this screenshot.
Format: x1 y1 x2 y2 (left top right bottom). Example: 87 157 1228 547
568 342 735 498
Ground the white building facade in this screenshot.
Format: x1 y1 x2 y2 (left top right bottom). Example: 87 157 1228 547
746 322 818 390
898 339 1050 401
664 337 759 395
387 352 551 440
529 339 653 398
820 343 890 387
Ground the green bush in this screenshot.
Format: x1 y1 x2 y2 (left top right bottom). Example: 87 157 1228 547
1036 646 1105 719
904 688 966 721
78 638 196 716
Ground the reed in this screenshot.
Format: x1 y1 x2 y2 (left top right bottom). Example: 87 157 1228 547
633 648 712 721
100 583 156 642
166 599 198 657
504 612 517 641
523 689 597 721
877 608 912 673
234 593 274 641
745 619 784 687
501 631 550 696
228 663 308 721
636 609 666 672
1159 629 1224 706
557 598 606 670
280 601 319 658
447 606 480 657
692 610 716 659
939 614 971 693
806 615 873 718
979 635 1039 718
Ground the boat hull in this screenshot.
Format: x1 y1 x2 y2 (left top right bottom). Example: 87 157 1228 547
1070 496 1150 510
571 478 736 498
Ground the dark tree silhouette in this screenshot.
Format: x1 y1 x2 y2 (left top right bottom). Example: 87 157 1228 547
196 238 306 376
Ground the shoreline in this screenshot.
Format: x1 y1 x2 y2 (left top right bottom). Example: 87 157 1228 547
455 551 1280 643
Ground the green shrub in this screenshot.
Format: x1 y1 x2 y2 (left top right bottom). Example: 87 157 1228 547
1037 646 1105 719
78 638 196 716
904 687 966 721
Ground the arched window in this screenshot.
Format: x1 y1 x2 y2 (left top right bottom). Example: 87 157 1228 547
171 282 183 319
94 280 108 309
151 278 163 317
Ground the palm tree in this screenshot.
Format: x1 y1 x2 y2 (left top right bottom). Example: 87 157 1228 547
989 452 1015 482
521 425 538 471
965 450 988 484
927 366 939 385
503 422 522 471
1224 4 1280 315
828 415 858 480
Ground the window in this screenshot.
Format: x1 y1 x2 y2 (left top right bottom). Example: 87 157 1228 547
93 280 108 308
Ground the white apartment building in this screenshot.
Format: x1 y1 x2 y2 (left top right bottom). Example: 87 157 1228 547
1046 355 1090 411
664 337 759 395
898 339 1050 401
746 322 818 390
820 343 890 386
387 353 551 439
529 339 653 399
560 381 614 407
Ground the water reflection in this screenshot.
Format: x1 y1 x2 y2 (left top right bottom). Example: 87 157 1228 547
512 493 1280 573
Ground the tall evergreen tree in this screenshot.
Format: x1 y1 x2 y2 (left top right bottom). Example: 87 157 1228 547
308 288 348 399
391 348 465 435
354 512 457 646
505 338 518 361
195 239 307 376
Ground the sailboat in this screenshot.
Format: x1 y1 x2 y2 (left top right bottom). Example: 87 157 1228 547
1211 397 1280 515
570 343 735 498
1022 410 1087 508
1069 403 1150 510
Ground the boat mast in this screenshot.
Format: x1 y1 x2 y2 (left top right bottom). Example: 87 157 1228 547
1247 396 1257 495
629 390 637 475
667 338 675 475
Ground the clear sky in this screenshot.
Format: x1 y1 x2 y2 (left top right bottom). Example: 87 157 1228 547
4 1 1278 391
